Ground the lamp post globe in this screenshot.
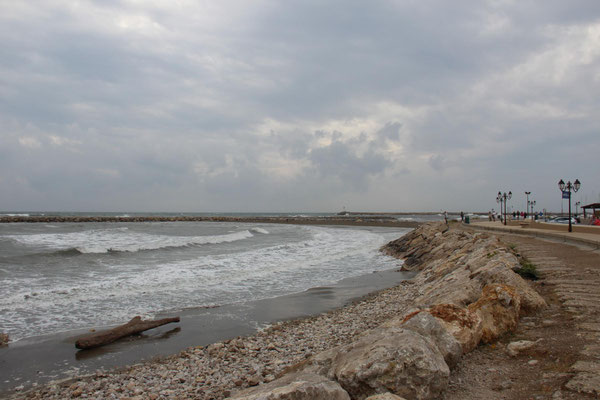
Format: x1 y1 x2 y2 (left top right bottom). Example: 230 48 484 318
558 179 565 192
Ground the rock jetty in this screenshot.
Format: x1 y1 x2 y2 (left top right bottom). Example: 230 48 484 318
0 214 419 228
18 222 545 399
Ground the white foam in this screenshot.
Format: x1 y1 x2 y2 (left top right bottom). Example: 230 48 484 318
0 225 408 341
250 227 269 234
5 228 254 253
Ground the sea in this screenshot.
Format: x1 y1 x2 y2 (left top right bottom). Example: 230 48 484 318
0 212 441 344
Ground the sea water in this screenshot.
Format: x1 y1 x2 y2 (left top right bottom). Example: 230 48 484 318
0 221 409 342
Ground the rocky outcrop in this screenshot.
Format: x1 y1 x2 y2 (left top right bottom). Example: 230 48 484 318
0 332 8 346
229 223 546 400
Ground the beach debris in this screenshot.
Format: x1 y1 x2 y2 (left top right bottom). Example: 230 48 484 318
75 316 180 349
0 332 9 346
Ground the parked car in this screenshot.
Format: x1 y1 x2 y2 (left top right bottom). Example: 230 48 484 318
548 217 578 224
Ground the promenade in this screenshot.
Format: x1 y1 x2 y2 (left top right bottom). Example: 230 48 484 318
470 220 600 249
453 220 600 398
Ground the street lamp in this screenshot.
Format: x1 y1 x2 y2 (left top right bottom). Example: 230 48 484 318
496 191 512 225
558 179 581 232
525 191 531 218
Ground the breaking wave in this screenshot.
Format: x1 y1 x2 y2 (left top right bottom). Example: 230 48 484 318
5 228 255 254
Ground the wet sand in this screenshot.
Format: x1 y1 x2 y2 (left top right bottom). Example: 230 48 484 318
0 265 414 395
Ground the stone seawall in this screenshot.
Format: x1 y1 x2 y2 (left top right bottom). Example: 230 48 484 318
229 222 546 400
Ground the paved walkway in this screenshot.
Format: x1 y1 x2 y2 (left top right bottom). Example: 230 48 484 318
469 220 600 249
460 224 600 397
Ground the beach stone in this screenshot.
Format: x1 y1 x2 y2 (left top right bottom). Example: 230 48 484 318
331 328 449 400
226 371 350 399
427 303 483 353
468 284 521 343
365 394 407 399
507 340 537 357
392 311 462 367
0 332 8 346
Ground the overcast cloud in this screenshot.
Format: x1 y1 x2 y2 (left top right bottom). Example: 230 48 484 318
1 0 599 213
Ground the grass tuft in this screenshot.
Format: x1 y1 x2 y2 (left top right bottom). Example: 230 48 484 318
517 257 539 280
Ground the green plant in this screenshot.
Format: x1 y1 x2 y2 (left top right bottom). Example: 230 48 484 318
517 257 539 280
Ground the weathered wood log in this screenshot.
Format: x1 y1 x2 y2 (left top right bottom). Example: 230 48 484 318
75 316 180 349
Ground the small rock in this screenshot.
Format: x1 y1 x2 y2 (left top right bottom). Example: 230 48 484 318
507 340 536 357
528 359 539 366
0 332 9 346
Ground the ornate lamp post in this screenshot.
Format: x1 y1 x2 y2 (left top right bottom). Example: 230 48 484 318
525 191 531 219
531 200 536 218
558 179 581 232
497 191 512 225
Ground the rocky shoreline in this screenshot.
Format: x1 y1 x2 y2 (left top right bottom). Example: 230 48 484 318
14 222 545 399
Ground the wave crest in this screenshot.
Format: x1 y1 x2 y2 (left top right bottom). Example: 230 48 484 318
6 229 255 254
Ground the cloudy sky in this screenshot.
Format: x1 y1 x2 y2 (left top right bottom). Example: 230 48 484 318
1 1 599 213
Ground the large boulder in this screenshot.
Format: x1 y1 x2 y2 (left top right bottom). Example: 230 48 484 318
468 284 521 343
227 372 350 400
427 304 483 354
387 311 462 367
331 327 449 400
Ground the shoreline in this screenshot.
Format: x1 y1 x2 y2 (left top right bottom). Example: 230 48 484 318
1 257 414 396
8 222 549 399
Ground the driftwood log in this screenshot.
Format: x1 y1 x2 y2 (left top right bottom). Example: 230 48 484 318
75 316 180 349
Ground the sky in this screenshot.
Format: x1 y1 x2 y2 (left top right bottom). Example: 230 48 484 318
1 1 599 213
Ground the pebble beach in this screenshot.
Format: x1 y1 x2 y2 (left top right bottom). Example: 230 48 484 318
20 281 419 399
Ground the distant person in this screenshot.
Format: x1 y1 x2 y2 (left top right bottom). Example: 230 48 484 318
460 211 464 222
512 211 516 219
488 211 492 221
444 211 448 224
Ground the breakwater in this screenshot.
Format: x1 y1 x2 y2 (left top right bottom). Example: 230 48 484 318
0 215 420 228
